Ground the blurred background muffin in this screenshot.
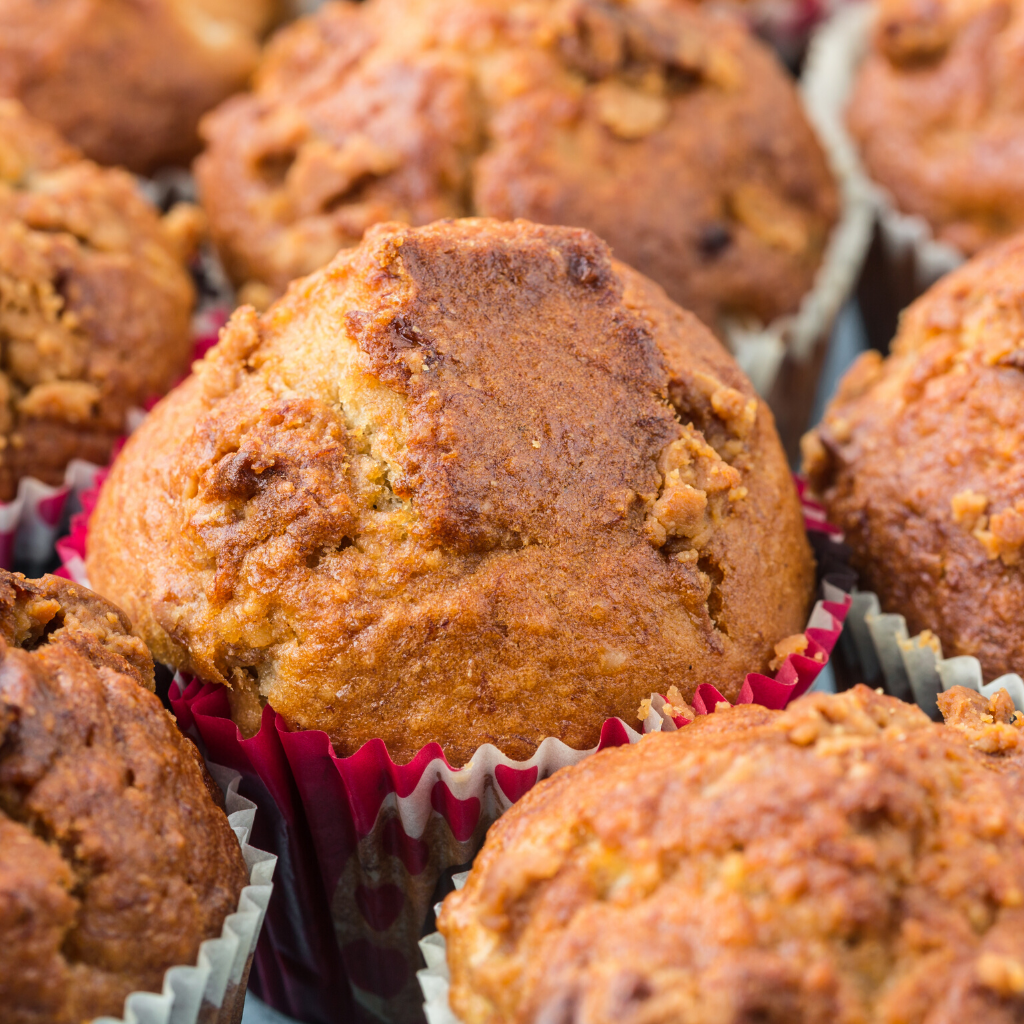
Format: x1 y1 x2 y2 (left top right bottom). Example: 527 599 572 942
439 685 1024 1024
86 217 814 766
803 233 1024 681
847 0 1024 257
0 568 249 1024
0 100 198 501
0 0 283 173
195 0 839 339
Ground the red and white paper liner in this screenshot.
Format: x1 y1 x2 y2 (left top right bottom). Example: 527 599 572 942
89 764 276 1024
63 480 851 1024
802 2 965 342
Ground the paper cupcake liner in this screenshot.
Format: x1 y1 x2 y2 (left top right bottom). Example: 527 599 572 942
89 763 277 1024
801 3 965 347
833 591 1024 721
417 873 470 1024
59 480 851 1024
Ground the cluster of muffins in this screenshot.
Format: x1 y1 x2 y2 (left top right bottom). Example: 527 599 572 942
6 0 1024 1022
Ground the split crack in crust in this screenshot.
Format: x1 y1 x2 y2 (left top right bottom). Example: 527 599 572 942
0 569 248 1024
439 686 1024 1024
803 233 1024 682
0 100 198 500
195 0 838 335
87 218 813 766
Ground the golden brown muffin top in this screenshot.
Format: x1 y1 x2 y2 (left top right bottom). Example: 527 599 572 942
440 685 1024 1024
0 0 281 173
803 233 1024 681
0 570 249 1024
0 100 198 500
86 218 813 765
847 0 1024 255
195 0 838 334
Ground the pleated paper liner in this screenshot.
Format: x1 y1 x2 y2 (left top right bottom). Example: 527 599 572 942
802 3 965 349
418 873 469 1024
60 478 853 1024
90 764 276 1024
834 591 1024 721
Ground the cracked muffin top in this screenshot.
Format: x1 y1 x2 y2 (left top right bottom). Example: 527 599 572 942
0 569 249 1024
0 0 282 173
195 0 838 336
803 234 1024 682
0 100 198 501
847 0 1024 255
440 685 1024 1024
86 218 813 765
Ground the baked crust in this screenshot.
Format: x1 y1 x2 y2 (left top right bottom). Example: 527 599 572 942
848 0 1024 255
86 218 813 765
0 0 281 173
195 0 838 335
803 234 1024 681
0 569 248 1024
440 685 1024 1024
0 100 197 500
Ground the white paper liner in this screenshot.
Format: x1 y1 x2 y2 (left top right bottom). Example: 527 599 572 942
840 590 1024 721
802 3 966 306
89 764 277 1024
417 873 470 1024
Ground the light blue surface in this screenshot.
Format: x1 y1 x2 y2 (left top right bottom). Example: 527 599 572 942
242 992 299 1024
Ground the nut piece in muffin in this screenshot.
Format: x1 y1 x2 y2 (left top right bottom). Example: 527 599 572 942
86 218 814 766
848 0 1024 255
803 234 1024 682
195 0 838 337
440 685 1024 1024
0 569 249 1024
0 100 198 500
0 0 282 174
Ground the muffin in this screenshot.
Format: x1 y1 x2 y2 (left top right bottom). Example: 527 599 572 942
0 568 249 1024
0 100 198 501
0 0 282 174
803 233 1024 682
847 0 1024 256
439 685 1024 1024
85 217 814 766
195 0 839 336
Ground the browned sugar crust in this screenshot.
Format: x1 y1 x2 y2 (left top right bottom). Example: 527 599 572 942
0 0 282 174
440 685 1024 1024
195 0 838 335
803 233 1024 682
86 218 814 766
848 0 1024 255
0 570 249 1024
0 100 197 501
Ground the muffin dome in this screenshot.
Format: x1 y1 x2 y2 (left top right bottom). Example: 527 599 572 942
0 0 281 173
440 686 1024 1024
0 101 197 500
195 0 838 335
803 234 1024 681
86 218 813 765
0 569 248 1024
848 0 1024 255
